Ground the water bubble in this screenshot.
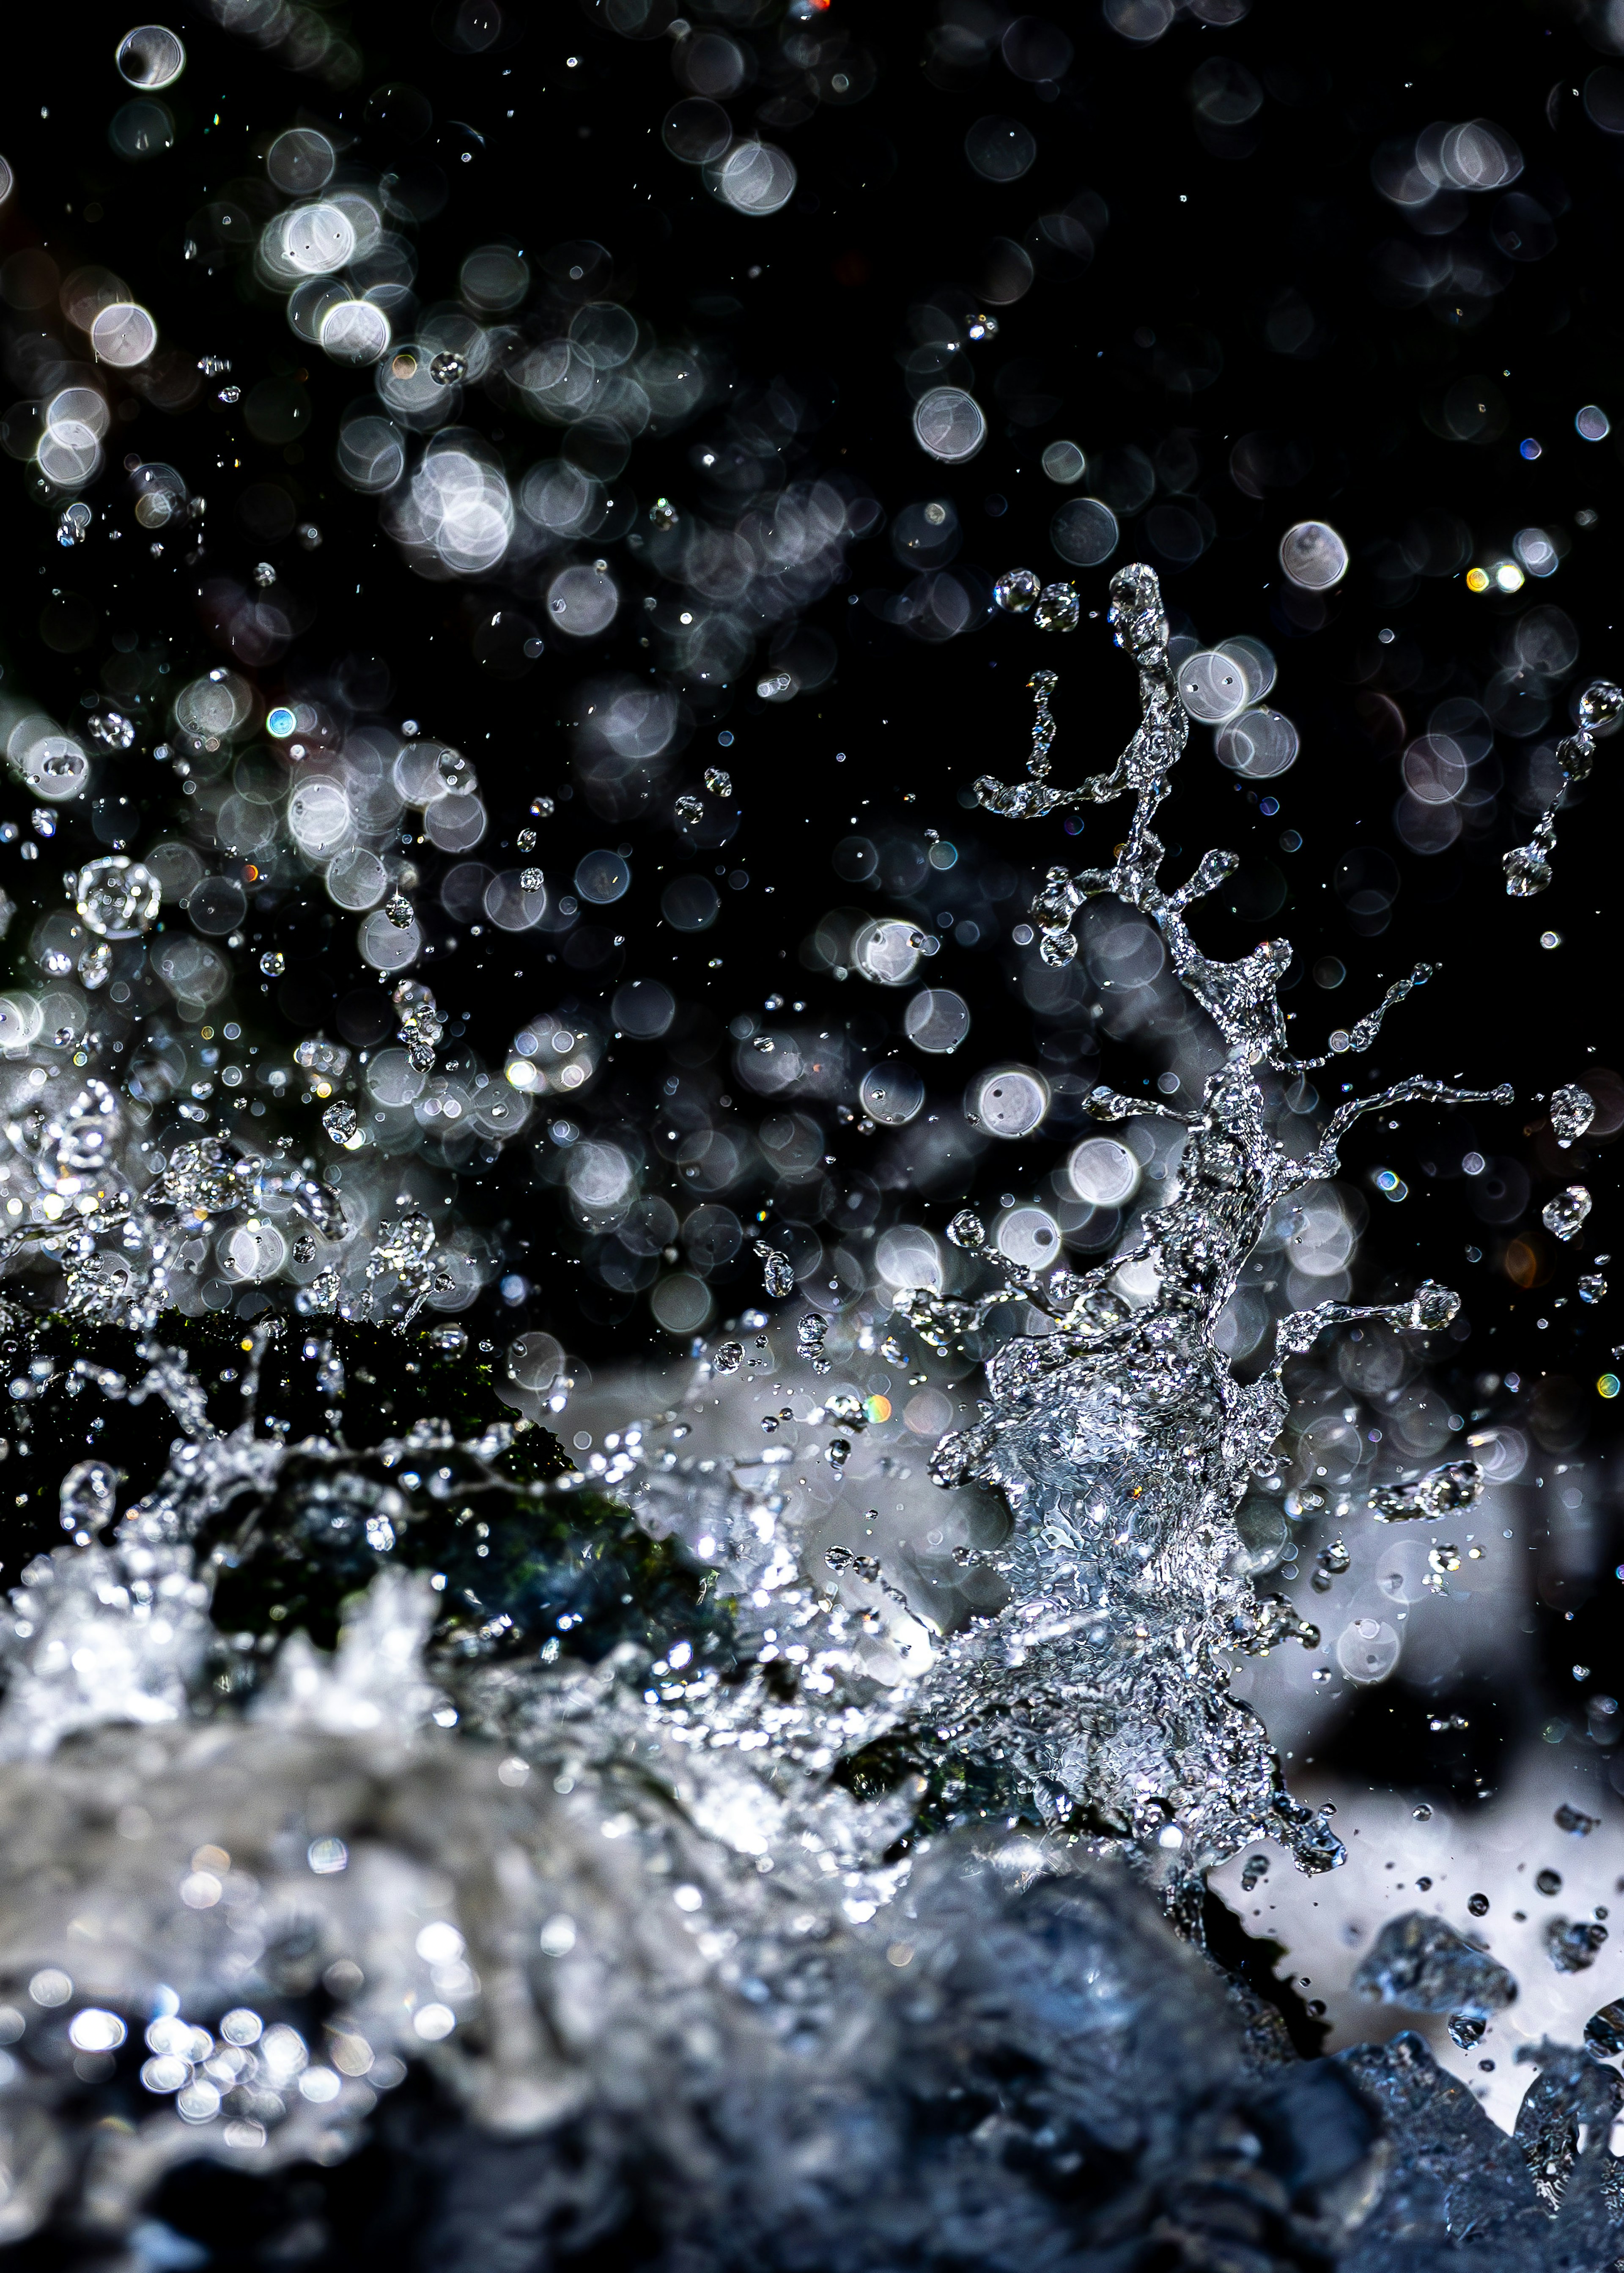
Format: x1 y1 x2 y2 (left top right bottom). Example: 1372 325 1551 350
675 794 704 825
649 497 679 532
321 1103 361 1146
704 768 732 798
1278 520 1349 590
1543 1185 1593 1242
966 312 999 342
259 951 285 977
1034 583 1081 633
430 351 467 387
1580 1271 1608 1304
994 567 1041 614
712 1341 743 1375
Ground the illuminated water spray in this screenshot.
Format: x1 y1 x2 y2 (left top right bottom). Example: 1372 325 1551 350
889 561 1528 1895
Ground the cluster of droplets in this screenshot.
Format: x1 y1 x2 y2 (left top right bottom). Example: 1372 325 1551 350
1503 678 1624 895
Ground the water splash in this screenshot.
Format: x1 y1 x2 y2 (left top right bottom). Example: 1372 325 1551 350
0 564 1576 2245
877 563 1512 1891
1503 680 1622 897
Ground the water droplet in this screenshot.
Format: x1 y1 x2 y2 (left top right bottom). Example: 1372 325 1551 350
1034 581 1081 633
754 1242 794 1300
1550 1083 1595 1146
75 941 112 992
1580 678 1624 728
994 567 1040 614
1543 1185 1592 1242
1503 841 1552 897
430 351 467 386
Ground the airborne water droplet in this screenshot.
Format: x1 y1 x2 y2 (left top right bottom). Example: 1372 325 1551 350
1542 1184 1593 1242
1550 1083 1596 1146
994 567 1040 614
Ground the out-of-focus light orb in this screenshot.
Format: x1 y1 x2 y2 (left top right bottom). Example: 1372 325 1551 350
914 387 986 463
1495 561 1524 592
1519 436 1542 460
1513 527 1558 577
320 299 392 366
1466 568 1490 593
1599 1374 1620 1400
1278 519 1348 589
1214 708 1299 779
266 707 296 738
89 302 156 367
972 1066 1048 1138
1577 404 1610 441
115 25 186 87
711 140 796 215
